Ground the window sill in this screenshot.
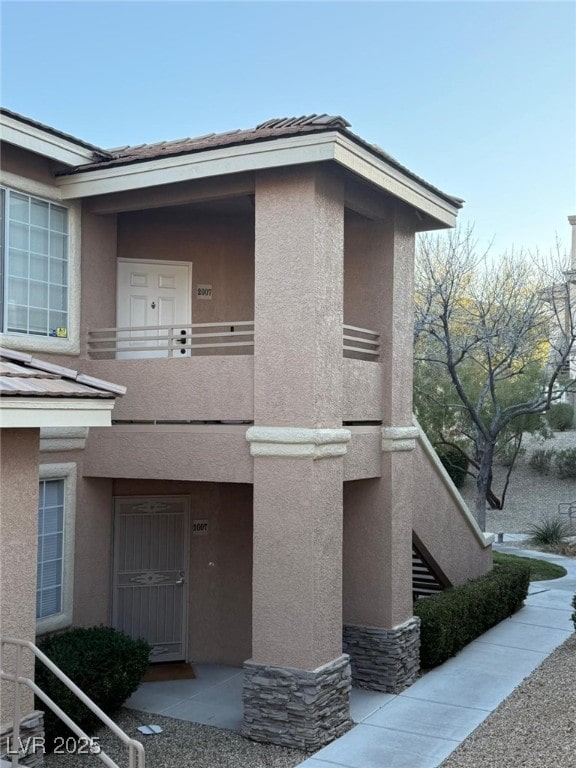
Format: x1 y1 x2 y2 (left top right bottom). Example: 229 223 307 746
36 611 72 636
0 333 79 357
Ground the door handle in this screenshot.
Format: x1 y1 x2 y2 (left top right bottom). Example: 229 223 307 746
176 577 185 585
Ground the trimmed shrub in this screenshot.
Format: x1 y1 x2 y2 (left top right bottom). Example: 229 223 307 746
435 445 469 488
36 626 150 749
555 448 576 479
414 560 530 668
528 448 556 475
546 403 574 432
527 515 570 546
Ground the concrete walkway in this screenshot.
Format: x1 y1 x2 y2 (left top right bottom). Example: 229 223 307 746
298 545 576 768
124 546 575 768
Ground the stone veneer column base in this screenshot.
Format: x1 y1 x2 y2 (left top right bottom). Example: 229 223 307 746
242 654 352 751
0 711 45 767
343 617 420 693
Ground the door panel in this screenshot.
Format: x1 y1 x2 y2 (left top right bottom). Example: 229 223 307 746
113 496 190 662
116 260 191 359
158 296 176 327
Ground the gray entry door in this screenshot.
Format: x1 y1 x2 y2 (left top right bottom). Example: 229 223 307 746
112 496 189 662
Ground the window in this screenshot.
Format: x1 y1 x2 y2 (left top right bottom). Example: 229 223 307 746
0 187 69 339
37 479 65 619
37 463 76 633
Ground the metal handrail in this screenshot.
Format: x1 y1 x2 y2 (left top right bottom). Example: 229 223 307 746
0 637 145 768
558 501 576 531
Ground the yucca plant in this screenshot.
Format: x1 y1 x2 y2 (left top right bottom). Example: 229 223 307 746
526 516 570 546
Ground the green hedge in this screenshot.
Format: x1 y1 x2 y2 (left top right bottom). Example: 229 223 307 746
36 626 150 750
414 560 530 668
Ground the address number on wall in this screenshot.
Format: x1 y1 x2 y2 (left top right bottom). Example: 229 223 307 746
192 519 209 535
196 285 213 300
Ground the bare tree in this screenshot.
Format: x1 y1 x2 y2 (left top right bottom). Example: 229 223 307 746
414 226 575 530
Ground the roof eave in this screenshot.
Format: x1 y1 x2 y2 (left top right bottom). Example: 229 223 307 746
0 109 110 167
56 131 461 228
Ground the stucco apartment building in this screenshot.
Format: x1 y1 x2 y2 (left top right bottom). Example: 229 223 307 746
0 108 493 754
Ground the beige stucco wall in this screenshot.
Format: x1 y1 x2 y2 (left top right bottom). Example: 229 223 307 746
343 359 382 422
73 473 114 627
80 210 119 357
343 469 414 630
342 206 420 632
250 167 346 671
344 211 389 335
83 426 252 482
381 208 416 426
343 429 382 480
116 207 254 327
82 356 254 422
72 477 253 665
0 428 40 723
254 167 344 427
412 438 492 584
252 457 344 669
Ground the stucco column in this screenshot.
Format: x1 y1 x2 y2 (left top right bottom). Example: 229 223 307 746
243 167 351 750
0 429 44 757
342 207 420 692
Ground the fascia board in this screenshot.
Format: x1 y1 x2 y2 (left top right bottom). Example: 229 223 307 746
56 133 339 199
333 135 459 227
0 114 96 166
56 130 459 225
0 398 115 428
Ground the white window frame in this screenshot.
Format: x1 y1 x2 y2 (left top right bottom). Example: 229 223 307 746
0 170 80 355
36 462 77 634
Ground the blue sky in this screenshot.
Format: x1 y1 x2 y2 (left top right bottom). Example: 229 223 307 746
1 1 575 256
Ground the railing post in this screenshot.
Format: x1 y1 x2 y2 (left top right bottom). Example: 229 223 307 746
11 641 23 767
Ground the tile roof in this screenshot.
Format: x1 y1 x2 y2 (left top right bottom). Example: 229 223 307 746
0 348 126 398
56 113 463 207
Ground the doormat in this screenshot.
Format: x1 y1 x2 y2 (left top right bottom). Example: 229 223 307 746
142 662 196 683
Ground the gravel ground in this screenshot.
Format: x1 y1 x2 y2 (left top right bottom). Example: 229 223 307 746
44 709 307 768
460 430 576 533
440 634 576 768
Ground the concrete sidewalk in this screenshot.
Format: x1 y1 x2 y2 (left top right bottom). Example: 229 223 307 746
297 546 575 768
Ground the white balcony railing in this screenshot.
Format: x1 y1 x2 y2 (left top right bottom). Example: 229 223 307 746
87 322 380 360
87 322 255 359
342 324 380 357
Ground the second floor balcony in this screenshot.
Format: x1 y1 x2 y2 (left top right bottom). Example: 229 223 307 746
82 321 383 424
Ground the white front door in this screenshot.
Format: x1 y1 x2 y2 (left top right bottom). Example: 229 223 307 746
116 259 192 359
112 496 190 662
